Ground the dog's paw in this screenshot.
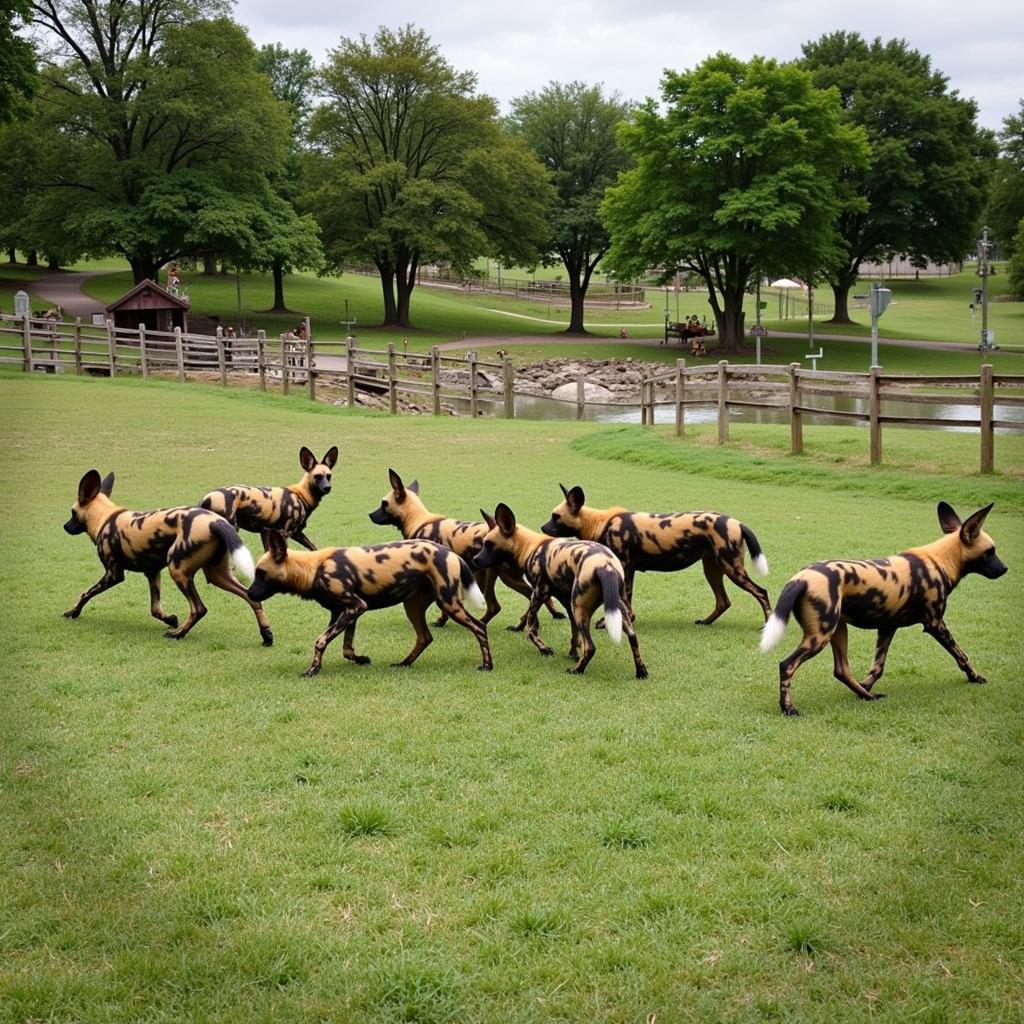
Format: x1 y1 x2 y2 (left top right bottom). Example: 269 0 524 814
349 655 371 666
432 617 448 628
635 666 649 680
164 630 185 640
390 661 412 668
566 666 585 675
507 623 526 633
163 614 179 629
537 646 554 657
477 663 493 672
62 608 80 619
869 692 887 701
548 609 566 620
782 707 800 717
300 666 320 678
260 627 273 647
968 674 987 685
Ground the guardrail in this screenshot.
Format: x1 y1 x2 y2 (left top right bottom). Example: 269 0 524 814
2 316 1019 473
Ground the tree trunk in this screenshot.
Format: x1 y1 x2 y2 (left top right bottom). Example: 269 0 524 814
128 254 158 284
202 252 217 275
7 247 16 264
826 268 859 325
26 249 38 267
378 262 398 325
395 257 416 329
714 301 747 350
566 275 587 334
270 259 289 312
47 256 61 271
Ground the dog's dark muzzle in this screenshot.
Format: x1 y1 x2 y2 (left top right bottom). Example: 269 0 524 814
64 517 85 535
540 518 574 538
368 507 396 526
473 550 497 570
247 577 276 602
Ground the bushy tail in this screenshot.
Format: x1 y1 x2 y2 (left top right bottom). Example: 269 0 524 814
457 557 486 612
210 516 255 584
759 578 806 652
598 567 623 645
740 522 769 577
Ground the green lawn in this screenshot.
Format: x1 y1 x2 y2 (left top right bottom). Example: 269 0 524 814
2 371 1023 1023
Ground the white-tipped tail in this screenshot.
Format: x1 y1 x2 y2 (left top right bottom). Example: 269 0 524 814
464 581 486 612
604 609 623 645
753 553 769 577
759 614 786 653
230 543 256 585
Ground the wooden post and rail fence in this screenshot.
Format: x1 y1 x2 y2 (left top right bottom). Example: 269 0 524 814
1 314 1020 474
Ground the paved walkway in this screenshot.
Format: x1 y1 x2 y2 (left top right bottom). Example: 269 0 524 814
31 271 107 317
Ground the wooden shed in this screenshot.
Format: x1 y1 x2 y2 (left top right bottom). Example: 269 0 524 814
106 279 189 334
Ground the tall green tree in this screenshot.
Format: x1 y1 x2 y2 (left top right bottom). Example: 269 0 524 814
602 53 866 348
986 100 1024 260
801 32 995 322
507 82 632 334
1 0 36 122
25 1 288 282
306 25 553 328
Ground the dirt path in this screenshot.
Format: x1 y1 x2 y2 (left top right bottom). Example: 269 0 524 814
31 271 107 317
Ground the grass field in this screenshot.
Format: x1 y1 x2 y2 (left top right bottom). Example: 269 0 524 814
2 371 1023 1023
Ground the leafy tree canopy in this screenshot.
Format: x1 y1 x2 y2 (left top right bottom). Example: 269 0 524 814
1 0 36 122
986 99 1024 259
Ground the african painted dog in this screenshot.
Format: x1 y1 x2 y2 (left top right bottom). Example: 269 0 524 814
542 485 771 626
760 502 1007 716
367 468 565 629
63 469 272 644
247 533 493 676
200 446 337 551
474 503 647 679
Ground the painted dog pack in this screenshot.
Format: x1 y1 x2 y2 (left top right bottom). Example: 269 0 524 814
542 485 771 626
760 502 1007 716
64 469 272 644
201 445 337 550
247 533 492 676
475 502 647 679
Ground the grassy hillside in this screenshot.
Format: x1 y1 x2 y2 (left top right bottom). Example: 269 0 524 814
2 372 1022 1023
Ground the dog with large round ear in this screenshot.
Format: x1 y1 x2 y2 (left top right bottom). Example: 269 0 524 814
542 484 587 538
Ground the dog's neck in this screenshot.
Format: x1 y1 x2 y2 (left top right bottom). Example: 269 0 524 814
906 533 965 586
397 493 439 536
84 495 121 541
576 504 631 540
276 550 321 593
291 475 317 508
508 525 547 566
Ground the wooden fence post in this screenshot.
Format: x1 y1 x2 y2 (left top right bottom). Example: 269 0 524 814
717 360 729 443
468 350 478 418
256 330 266 392
216 326 227 386
139 323 149 378
107 319 116 377
387 342 397 414
789 362 802 455
21 315 32 372
431 347 442 416
73 317 82 374
869 366 881 465
345 337 356 407
675 358 686 436
174 327 184 382
503 356 515 419
307 336 316 402
576 373 585 421
280 334 289 395
980 363 994 474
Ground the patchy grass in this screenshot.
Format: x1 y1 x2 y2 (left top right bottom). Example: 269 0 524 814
2 371 1023 1023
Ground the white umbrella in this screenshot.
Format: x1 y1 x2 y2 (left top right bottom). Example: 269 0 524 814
769 278 804 289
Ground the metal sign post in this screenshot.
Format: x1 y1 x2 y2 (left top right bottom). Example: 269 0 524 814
977 226 994 351
869 282 892 368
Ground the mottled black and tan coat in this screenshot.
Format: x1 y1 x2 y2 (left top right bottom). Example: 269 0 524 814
368 468 564 629
475 503 647 679
200 446 337 550
542 485 771 626
247 533 492 676
760 502 1008 716
63 469 272 644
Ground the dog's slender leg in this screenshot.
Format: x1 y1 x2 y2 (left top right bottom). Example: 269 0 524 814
779 634 830 716
567 594 596 674
621 584 649 679
437 595 493 670
342 618 369 665
394 593 434 667
146 570 178 628
480 567 502 625
722 559 772 622
259 529 274 552
164 566 207 639
696 553 731 625
830 621 886 701
567 605 581 660
202 559 273 646
924 619 987 683
304 605 362 677
64 566 124 618
862 627 897 690
518 585 554 657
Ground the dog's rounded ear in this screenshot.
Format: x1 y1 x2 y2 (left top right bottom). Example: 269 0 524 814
408 479 419 495
559 483 569 499
567 486 585 514
77 469 102 505
322 446 339 469
480 508 496 530
268 531 289 563
937 501 961 534
494 503 516 537
100 472 115 496
387 468 406 503
960 503 994 545
299 446 316 472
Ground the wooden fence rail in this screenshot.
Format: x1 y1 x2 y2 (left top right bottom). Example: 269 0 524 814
2 315 1020 473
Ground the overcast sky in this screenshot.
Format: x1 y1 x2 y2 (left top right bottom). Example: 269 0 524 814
235 0 1021 132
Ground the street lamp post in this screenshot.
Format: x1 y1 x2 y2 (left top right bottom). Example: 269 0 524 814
978 226 993 351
